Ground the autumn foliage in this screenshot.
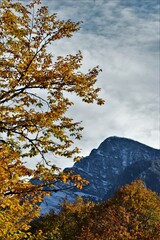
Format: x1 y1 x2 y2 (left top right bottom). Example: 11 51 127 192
0 0 104 238
30 196 94 240
29 181 160 240
79 180 160 240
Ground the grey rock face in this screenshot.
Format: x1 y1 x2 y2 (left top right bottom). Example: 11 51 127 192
40 136 160 214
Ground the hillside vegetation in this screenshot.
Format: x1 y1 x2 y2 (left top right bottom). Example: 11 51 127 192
29 180 160 240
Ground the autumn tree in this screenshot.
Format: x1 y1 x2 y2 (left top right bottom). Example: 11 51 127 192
0 0 104 238
30 196 94 240
27 181 160 240
79 180 160 240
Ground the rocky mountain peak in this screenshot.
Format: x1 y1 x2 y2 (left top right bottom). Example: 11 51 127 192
40 136 160 215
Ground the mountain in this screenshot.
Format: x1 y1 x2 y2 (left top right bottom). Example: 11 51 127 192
40 136 160 215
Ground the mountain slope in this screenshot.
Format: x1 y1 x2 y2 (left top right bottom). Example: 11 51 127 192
40 136 160 214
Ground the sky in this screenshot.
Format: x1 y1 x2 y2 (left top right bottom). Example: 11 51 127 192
27 0 159 169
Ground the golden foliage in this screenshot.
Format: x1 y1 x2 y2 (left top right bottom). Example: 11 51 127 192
30 196 94 240
79 180 160 240
0 145 41 239
28 181 160 240
0 0 104 238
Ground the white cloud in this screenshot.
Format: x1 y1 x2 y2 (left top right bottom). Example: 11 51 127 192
25 0 160 169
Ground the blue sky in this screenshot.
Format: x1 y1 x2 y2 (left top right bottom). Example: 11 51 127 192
27 0 159 169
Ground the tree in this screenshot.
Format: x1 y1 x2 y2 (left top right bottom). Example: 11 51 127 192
79 180 160 240
0 0 104 238
29 196 94 240
27 181 160 240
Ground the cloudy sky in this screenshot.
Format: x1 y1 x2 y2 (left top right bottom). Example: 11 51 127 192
32 0 159 169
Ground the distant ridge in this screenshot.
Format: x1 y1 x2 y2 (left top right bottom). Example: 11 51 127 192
40 136 160 214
